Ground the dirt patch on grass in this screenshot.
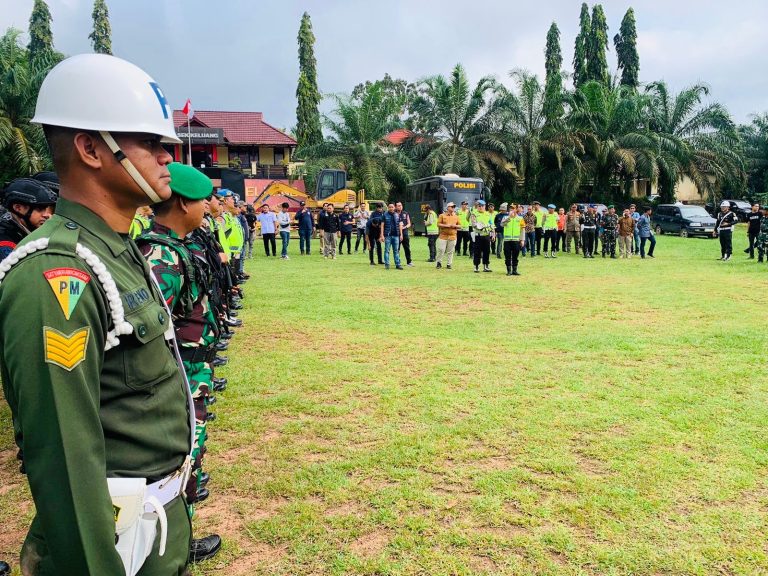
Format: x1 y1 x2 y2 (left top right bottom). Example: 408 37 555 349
349 529 390 558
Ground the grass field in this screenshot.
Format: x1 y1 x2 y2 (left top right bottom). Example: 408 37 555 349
1 227 767 575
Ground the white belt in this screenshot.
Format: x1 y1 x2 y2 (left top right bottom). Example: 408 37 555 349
147 455 192 507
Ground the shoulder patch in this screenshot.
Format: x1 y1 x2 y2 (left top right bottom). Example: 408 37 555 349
44 326 90 371
44 268 91 320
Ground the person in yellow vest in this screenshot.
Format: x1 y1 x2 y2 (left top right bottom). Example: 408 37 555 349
501 203 526 275
424 204 439 262
227 199 245 279
470 200 495 273
542 203 559 258
212 189 233 262
457 201 472 256
128 205 153 239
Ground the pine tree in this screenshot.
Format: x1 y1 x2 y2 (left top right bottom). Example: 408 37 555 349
295 12 322 150
614 7 639 89
28 0 54 62
543 22 564 125
89 0 113 55
586 4 609 85
573 3 590 88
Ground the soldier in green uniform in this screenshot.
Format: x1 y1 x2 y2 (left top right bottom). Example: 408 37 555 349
0 54 194 575
137 162 222 563
601 205 619 258
757 205 768 264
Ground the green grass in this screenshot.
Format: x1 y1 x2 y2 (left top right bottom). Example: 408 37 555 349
2 227 767 575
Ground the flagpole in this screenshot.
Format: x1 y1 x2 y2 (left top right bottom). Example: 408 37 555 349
187 113 192 166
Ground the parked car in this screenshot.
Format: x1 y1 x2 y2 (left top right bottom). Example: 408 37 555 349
652 204 717 237
704 200 752 222
576 202 608 215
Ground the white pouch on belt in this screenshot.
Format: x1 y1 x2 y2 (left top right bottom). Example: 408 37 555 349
108 478 168 576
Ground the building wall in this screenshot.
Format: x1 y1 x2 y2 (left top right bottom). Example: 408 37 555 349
258 146 275 165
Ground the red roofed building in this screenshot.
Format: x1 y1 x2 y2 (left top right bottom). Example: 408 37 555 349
171 110 297 179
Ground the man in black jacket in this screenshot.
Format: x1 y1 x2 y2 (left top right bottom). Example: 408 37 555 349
0 177 57 260
745 203 761 259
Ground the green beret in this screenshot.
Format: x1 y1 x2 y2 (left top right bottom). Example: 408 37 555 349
168 162 212 200
608 204 615 209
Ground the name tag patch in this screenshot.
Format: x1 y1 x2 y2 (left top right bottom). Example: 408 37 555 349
44 326 89 371
123 287 151 311
44 268 91 320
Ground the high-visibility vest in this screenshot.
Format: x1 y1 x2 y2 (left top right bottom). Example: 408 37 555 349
543 212 558 230
534 209 545 227
226 213 244 253
425 211 439 235
217 215 231 258
129 214 151 239
473 212 494 236
503 215 524 240
458 209 470 231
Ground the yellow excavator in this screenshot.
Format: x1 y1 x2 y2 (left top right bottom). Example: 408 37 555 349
311 169 384 211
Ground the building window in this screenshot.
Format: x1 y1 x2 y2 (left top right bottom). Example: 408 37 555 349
274 147 284 165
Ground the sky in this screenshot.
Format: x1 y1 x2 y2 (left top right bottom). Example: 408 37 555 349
2 0 767 132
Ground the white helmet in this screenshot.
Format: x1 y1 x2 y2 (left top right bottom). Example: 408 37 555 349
32 54 181 143
720 201 730 208
32 55 181 203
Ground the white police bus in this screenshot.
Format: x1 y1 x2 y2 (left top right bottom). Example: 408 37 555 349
401 174 486 235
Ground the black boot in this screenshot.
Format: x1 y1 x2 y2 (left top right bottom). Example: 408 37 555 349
189 534 222 563
512 267 520 276
506 265 512 276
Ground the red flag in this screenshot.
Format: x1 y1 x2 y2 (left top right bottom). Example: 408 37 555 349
181 98 192 118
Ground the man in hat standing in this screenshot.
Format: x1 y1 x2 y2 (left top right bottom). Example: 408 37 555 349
580 205 598 258
494 203 508 258
714 201 738 260
542 204 558 258
470 199 495 272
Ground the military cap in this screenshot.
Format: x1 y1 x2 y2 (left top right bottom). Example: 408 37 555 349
215 188 233 198
168 162 213 200
607 204 615 209
547 203 556 209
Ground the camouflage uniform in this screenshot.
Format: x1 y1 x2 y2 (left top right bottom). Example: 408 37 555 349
138 222 219 507
757 215 768 263
601 212 619 257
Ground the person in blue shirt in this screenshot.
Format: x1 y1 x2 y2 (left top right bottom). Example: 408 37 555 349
629 203 641 255
294 201 314 255
636 206 656 259
381 203 403 270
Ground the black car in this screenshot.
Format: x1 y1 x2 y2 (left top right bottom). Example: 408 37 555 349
652 204 717 237
704 200 752 222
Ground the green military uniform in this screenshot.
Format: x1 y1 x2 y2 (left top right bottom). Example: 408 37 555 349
757 211 768 263
0 198 192 575
602 210 619 258
138 163 219 508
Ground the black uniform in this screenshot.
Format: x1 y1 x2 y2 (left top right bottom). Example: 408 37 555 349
746 211 761 258
0 213 27 260
715 210 738 259
580 212 598 258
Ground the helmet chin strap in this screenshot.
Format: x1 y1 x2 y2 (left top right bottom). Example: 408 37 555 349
100 131 163 204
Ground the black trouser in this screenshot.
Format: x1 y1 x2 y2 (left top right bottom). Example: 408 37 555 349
368 232 383 263
535 227 543 254
582 229 595 256
262 233 276 256
558 230 566 251
748 230 758 257
495 233 504 257
504 239 521 269
719 229 733 257
427 235 437 260
339 230 352 253
457 230 471 255
543 229 557 252
355 228 366 251
473 235 491 267
490 236 497 256
399 234 412 264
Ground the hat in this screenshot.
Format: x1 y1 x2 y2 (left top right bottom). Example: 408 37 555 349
499 202 508 211
607 204 615 209
215 188 232 198
533 200 540 205
720 201 730 207
477 200 486 206
168 163 213 200
589 204 596 208
547 203 556 209
461 201 468 205
447 202 456 207
300 201 305 206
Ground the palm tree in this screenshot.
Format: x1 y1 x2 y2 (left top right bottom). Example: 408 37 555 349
405 64 516 188
0 28 56 183
566 80 658 202
741 113 768 202
301 81 410 200
501 70 583 203
645 81 743 202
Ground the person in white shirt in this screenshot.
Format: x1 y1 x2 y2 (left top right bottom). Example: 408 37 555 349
354 203 369 253
256 204 278 256
276 202 292 259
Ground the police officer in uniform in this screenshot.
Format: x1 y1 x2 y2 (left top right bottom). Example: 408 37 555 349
0 54 195 575
0 178 57 260
580 205 598 258
714 200 738 260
